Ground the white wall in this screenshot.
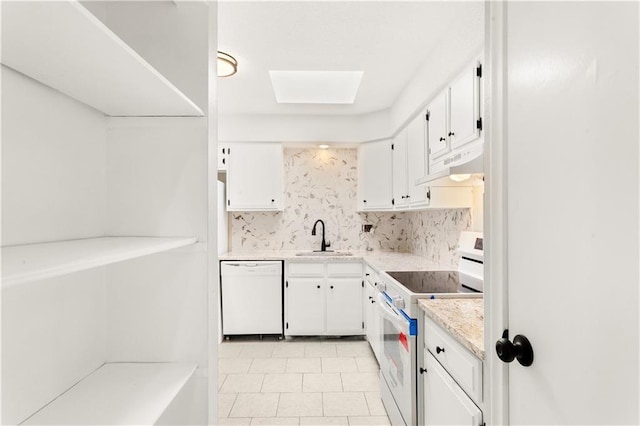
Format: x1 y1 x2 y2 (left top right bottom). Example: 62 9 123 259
1 66 107 246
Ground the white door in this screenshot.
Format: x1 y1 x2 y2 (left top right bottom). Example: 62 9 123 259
449 63 480 150
392 128 408 208
326 278 363 335
358 140 393 210
286 278 324 335
489 2 639 424
406 111 429 206
427 90 449 162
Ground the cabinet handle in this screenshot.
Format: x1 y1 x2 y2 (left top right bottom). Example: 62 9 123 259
368 296 372 300
371 300 376 304
271 199 275 203
317 285 321 289
330 285 334 289
436 346 445 354
448 131 455 136
363 200 367 203
419 367 427 374
222 158 225 164
439 137 446 141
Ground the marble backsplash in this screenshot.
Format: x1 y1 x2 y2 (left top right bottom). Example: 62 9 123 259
228 148 472 266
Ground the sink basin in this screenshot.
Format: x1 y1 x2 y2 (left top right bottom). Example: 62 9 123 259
295 251 353 257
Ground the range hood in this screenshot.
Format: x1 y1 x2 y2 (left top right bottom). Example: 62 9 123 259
416 142 483 185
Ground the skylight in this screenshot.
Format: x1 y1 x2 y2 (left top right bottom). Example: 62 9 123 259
269 71 364 104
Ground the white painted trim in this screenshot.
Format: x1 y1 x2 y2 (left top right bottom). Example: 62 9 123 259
207 2 218 424
485 0 509 424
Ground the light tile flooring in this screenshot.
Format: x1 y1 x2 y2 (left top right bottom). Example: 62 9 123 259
218 337 390 426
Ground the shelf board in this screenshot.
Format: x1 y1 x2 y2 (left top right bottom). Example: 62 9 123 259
22 362 197 425
2 236 198 288
1 1 204 117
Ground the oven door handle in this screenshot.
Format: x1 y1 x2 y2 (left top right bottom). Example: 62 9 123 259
377 294 412 335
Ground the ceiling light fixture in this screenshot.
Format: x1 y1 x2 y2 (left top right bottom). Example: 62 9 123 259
318 144 329 149
217 51 237 77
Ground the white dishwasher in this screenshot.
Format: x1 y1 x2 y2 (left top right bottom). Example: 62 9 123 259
220 261 283 337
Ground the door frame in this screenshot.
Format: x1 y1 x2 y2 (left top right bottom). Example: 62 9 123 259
484 0 508 424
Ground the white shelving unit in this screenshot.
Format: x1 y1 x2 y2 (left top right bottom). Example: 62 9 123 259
1 1 213 424
1 1 204 117
23 363 198 425
2 237 197 288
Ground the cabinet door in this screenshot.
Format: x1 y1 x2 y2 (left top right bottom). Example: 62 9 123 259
392 128 408 208
406 111 429 206
364 283 380 361
227 143 283 211
423 352 482 426
427 90 450 163
326 278 363 335
358 140 393 210
449 63 481 150
286 278 324 335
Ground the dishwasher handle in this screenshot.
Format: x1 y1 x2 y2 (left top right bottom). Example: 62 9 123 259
221 261 282 276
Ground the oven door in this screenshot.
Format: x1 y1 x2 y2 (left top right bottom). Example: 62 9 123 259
377 293 417 425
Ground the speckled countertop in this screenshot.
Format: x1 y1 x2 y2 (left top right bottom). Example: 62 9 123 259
219 250 451 272
418 298 485 359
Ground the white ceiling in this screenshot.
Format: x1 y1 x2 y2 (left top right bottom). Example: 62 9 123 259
218 1 476 116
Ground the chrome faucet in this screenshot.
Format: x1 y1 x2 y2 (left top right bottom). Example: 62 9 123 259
311 219 331 252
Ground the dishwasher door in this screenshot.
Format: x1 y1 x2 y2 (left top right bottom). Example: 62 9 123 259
221 261 283 336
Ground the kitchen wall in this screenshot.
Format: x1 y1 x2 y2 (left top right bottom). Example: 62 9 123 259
228 148 474 266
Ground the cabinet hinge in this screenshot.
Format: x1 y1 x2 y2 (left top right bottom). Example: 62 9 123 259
227 199 230 206
286 322 289 329
222 148 226 154
286 281 288 288
391 143 394 150
476 64 482 78
476 117 483 131
391 198 395 205
362 280 364 287
362 321 365 329
228 147 230 154
425 111 430 121
426 189 431 200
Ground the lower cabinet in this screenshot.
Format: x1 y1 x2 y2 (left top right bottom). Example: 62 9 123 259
423 351 483 426
285 261 364 336
421 315 483 425
364 267 381 362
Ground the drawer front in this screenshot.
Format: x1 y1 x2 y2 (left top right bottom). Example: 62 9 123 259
288 262 325 277
424 316 483 404
327 262 363 277
364 265 378 285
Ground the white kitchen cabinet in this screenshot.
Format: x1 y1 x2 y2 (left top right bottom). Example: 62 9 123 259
364 266 381 362
286 261 364 336
358 139 393 211
423 351 483 426
227 142 284 211
406 111 430 207
427 90 449 161
1 2 212 425
286 278 325 335
449 63 481 150
392 128 409 208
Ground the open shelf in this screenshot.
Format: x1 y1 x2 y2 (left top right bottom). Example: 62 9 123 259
1 1 204 117
22 362 197 425
2 236 198 288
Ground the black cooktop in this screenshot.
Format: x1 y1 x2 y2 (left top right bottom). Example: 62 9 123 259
386 270 466 294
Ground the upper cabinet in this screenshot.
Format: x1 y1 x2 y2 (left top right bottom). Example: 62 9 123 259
449 63 481 150
1 1 204 117
426 91 449 161
358 139 393 211
392 128 409 208
226 143 284 211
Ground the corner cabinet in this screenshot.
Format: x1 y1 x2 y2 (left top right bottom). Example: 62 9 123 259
358 139 393 211
285 261 364 336
226 142 284 211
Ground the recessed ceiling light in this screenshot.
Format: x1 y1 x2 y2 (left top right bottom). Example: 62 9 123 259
269 71 363 104
217 51 237 77
318 144 329 149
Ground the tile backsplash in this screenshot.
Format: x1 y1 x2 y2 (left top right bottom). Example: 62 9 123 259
228 147 473 266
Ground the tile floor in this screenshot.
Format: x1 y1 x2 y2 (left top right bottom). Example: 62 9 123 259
218 337 390 426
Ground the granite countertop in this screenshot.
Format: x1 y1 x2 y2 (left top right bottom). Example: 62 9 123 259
219 250 452 272
418 298 485 359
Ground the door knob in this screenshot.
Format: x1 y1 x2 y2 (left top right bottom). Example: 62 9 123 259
495 329 534 367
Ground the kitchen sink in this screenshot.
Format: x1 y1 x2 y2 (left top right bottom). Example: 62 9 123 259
295 251 353 257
